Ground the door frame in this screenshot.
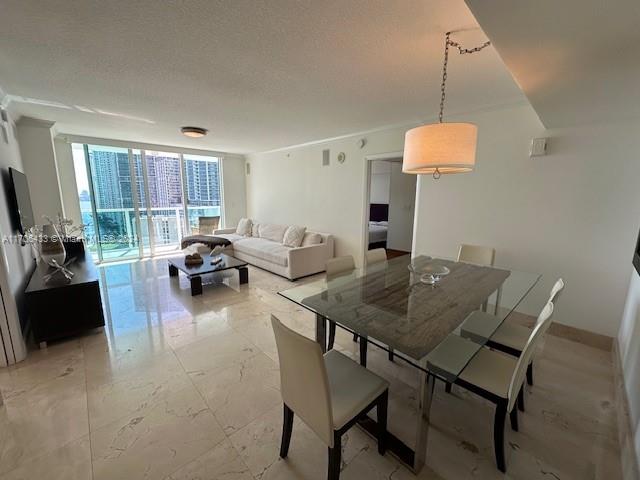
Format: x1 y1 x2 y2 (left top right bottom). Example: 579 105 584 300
360 151 404 265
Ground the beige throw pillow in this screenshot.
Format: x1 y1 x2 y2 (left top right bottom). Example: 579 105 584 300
235 218 252 236
251 222 260 237
301 232 323 247
283 225 307 248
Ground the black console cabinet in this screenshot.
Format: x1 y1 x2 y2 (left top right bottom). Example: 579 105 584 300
25 250 105 347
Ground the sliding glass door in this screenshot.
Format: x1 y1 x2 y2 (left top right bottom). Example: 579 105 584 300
72 143 223 262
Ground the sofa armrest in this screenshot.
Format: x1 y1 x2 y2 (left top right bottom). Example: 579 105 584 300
213 227 236 235
287 243 332 279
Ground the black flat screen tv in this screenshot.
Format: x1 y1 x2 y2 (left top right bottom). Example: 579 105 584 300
634 226 640 276
9 167 35 235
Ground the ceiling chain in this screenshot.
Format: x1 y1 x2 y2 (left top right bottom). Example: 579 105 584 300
438 31 491 124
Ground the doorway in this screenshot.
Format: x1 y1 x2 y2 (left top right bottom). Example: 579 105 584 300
363 154 416 260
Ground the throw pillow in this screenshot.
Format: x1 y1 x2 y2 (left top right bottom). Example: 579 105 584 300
301 232 323 247
251 222 260 237
235 218 252 236
283 225 307 248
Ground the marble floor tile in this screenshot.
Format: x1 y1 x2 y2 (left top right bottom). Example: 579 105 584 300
190 352 282 435
0 435 92 480
174 330 258 377
0 373 89 475
90 384 226 480
165 438 253 480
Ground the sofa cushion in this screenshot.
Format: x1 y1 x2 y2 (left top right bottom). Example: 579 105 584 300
258 223 288 243
301 232 323 246
236 218 252 236
214 233 244 243
234 237 290 266
283 225 306 248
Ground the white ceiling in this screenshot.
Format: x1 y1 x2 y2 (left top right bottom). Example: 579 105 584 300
465 0 640 129
0 0 525 153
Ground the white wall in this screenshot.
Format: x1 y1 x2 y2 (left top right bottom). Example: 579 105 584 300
387 161 415 252
370 160 391 204
619 269 640 478
414 103 640 337
53 138 82 228
16 118 64 222
0 111 32 364
248 102 640 338
246 127 410 262
221 155 247 228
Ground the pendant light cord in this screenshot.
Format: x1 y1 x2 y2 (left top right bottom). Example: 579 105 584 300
438 31 492 124
435 31 491 180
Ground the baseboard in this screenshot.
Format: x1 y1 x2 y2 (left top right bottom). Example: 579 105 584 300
509 310 613 351
612 340 640 480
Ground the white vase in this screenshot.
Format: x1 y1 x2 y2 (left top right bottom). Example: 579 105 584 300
40 224 66 266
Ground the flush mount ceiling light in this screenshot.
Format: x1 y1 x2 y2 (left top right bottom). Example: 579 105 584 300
403 31 491 179
181 126 208 138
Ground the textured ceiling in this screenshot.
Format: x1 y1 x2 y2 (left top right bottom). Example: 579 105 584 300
0 0 525 153
465 0 640 129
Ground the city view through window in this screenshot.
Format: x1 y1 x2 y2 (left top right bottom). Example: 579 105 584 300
72 144 222 262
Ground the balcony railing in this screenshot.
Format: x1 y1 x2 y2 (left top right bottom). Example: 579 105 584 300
80 205 221 261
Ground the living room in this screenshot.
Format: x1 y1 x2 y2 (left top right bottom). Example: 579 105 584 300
0 1 639 479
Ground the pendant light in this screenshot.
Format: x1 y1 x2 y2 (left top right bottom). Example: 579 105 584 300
403 31 491 179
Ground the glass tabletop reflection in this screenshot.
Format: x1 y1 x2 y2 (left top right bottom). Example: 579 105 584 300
279 255 540 380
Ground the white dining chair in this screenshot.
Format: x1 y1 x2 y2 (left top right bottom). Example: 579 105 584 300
271 315 389 480
454 301 555 473
325 255 356 351
457 243 496 266
462 278 564 387
326 255 356 277
365 248 387 265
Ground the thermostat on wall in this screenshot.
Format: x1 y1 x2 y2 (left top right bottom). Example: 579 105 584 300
530 137 548 157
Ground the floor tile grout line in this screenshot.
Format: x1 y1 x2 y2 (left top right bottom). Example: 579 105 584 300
81 340 96 480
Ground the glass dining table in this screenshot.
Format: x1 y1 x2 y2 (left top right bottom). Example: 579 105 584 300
279 254 540 473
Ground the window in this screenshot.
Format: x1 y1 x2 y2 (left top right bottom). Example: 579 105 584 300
72 143 223 262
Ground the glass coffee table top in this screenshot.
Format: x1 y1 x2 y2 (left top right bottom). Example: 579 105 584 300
168 253 247 277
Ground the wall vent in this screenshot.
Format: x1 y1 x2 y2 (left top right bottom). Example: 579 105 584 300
322 149 330 166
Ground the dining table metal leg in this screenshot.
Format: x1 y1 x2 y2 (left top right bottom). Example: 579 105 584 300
494 285 503 316
315 313 327 353
413 367 436 472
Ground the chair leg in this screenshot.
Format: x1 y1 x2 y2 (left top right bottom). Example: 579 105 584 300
377 391 388 455
509 405 519 432
359 339 368 367
517 387 525 412
526 363 534 386
445 382 452 394
328 321 336 350
352 333 358 342
328 432 341 480
388 348 395 362
280 404 294 458
493 401 507 473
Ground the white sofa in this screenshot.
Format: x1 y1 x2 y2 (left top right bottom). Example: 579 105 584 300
214 222 334 280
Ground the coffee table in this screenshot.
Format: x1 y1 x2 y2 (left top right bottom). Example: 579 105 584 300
168 253 248 295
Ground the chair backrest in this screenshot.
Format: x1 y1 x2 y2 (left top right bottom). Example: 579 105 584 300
271 315 334 447
507 301 554 411
457 244 495 266
365 248 387 265
199 216 220 234
535 278 564 328
326 255 356 278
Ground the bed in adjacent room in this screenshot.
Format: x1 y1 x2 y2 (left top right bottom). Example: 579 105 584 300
368 203 388 249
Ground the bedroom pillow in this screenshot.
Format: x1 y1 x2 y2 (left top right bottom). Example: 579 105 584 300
283 225 307 248
235 218 252 236
301 232 323 246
